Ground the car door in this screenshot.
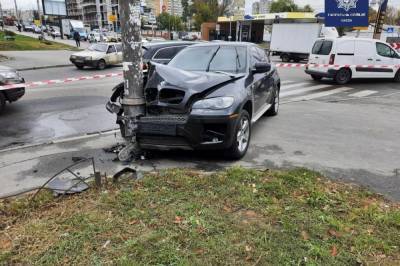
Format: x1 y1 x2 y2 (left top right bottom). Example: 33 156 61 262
375 42 398 78
115 43 123 63
250 46 269 113
353 40 376 78
106 45 118 65
256 47 273 103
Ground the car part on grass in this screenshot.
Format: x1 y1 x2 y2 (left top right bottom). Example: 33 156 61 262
112 167 137 183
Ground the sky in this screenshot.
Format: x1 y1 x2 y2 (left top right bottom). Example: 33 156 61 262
1 0 400 12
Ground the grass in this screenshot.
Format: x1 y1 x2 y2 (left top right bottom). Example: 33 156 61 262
1 168 399 265
0 30 77 51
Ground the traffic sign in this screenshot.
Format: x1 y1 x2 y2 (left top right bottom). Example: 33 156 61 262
387 27 394 33
34 20 41 26
325 0 368 27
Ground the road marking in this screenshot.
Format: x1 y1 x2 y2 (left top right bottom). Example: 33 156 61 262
281 82 311 90
348 90 378 98
281 80 295 85
288 87 353 101
280 84 332 97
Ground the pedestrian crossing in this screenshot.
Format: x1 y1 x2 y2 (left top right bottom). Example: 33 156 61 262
280 80 381 102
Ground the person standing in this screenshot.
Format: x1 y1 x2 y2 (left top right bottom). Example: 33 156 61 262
73 31 80 47
17 23 22 32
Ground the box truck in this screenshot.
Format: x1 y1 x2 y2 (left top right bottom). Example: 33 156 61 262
61 19 88 41
270 23 338 62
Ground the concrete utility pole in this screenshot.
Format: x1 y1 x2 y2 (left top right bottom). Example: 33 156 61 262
118 0 145 160
96 0 102 29
0 1 4 30
14 0 19 22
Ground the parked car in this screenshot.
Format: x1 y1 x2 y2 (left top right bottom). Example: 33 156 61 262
70 43 123 69
33 25 42 34
88 31 101 43
107 42 280 159
22 23 34 32
306 37 400 84
0 65 25 113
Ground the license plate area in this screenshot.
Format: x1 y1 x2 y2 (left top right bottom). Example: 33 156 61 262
139 123 177 136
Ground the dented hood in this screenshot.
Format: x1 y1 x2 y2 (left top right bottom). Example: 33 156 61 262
151 62 244 93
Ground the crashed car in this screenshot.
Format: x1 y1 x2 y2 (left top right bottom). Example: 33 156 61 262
0 65 25 113
108 42 280 159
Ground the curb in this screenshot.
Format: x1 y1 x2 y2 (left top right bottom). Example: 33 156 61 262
18 64 73 71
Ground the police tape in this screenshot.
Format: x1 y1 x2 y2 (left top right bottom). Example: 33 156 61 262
0 72 123 91
275 63 400 69
1 64 400 91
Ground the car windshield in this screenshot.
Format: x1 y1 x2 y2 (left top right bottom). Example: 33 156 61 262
169 45 247 73
87 44 108 52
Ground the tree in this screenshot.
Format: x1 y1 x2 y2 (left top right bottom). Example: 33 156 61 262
384 6 399 25
181 0 190 22
269 0 299 13
301 4 313 12
157 12 183 31
368 7 377 24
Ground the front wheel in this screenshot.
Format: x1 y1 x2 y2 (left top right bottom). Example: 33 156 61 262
311 74 322 81
265 90 279 117
75 64 84 70
225 110 251 160
0 92 6 113
97 59 106 70
281 54 290 63
394 70 400 83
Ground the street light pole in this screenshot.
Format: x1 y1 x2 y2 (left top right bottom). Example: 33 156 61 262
13 0 19 22
0 1 4 30
118 0 145 160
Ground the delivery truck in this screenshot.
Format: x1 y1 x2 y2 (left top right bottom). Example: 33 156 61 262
270 23 338 62
61 19 88 41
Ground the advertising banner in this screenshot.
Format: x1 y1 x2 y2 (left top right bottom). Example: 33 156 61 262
42 0 67 16
325 0 368 27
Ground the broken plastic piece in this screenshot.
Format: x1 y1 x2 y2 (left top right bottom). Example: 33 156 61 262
113 167 137 183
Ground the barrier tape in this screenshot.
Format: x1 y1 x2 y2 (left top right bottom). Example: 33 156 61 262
1 62 399 91
0 72 123 91
390 43 400 50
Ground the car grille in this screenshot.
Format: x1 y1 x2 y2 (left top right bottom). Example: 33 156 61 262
159 88 185 104
140 115 188 124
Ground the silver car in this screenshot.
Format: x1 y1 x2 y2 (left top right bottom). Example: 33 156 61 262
70 43 123 70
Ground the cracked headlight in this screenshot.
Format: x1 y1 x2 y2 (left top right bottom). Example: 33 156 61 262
192 97 234 110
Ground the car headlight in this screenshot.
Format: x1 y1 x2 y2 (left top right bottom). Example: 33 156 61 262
71 55 77 59
85 56 92 60
0 71 19 79
192 97 234 110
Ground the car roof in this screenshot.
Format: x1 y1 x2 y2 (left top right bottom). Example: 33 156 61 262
142 41 195 49
316 37 383 43
188 41 257 49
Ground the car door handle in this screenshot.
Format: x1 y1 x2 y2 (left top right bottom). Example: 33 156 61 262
367 58 373 61
315 56 319 59
376 59 381 62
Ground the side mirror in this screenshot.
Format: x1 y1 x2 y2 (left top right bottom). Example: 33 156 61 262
252 62 271 74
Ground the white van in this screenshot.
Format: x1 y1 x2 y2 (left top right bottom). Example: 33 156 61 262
305 37 400 84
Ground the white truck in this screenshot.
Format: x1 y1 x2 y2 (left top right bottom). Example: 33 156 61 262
270 23 338 62
61 19 87 40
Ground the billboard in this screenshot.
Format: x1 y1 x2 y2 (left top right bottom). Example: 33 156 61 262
42 0 67 16
325 0 368 27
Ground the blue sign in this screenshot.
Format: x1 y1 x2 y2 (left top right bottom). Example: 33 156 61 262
387 27 394 33
325 0 369 27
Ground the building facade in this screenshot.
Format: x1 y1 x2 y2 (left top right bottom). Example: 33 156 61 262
259 0 271 14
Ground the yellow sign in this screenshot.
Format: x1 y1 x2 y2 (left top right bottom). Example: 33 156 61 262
108 15 117 22
353 27 368 30
34 20 41 26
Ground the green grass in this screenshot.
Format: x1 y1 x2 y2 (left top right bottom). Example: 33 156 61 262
1 168 399 265
0 30 77 51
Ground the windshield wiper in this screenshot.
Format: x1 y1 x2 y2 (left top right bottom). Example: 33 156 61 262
235 47 241 73
211 71 238 78
206 46 220 72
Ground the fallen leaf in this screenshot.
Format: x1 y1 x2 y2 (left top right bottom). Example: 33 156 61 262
195 248 204 255
301 231 309 241
245 245 252 252
102 240 111 249
245 210 257 218
331 245 338 257
129 220 139 225
0 238 12 250
174 216 183 224
223 205 232 212
328 229 342 238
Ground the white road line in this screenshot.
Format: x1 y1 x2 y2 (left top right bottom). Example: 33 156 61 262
288 87 353 101
281 82 311 90
281 80 295 85
348 90 378 98
280 84 332 97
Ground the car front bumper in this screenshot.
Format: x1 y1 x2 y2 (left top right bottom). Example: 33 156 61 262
136 113 239 151
70 58 100 67
1 86 25 102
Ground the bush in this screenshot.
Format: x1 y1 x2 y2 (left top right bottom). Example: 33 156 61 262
4 30 16 36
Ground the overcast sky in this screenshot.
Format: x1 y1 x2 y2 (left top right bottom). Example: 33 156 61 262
1 0 400 12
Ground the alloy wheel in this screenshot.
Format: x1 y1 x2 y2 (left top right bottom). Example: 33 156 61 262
237 116 250 153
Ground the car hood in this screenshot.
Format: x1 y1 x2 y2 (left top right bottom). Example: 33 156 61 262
0 65 15 72
145 63 245 114
150 62 244 93
72 50 105 58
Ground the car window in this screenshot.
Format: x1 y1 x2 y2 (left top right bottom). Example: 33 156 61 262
115 44 122 52
251 47 263 64
312 40 332 55
256 47 269 63
107 45 116 53
209 46 247 73
169 45 247 73
376 43 395 58
153 47 178 59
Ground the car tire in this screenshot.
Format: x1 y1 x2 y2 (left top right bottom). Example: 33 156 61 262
97 60 106 70
265 89 280 117
75 64 84 70
335 68 351 85
225 110 251 160
281 54 290 63
0 92 6 113
311 74 322 81
394 70 400 82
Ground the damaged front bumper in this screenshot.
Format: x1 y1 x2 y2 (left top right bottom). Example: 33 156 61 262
136 113 238 151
